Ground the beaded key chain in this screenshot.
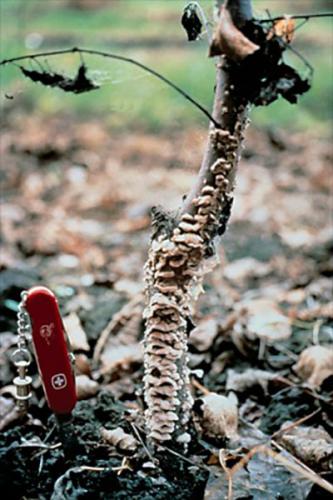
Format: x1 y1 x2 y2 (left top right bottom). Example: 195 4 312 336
12 291 33 414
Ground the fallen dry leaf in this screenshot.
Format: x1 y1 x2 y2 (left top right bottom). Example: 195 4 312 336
295 303 333 321
100 343 142 376
63 312 90 352
278 228 316 248
223 257 270 284
194 392 238 440
190 318 218 352
93 295 143 364
226 368 277 394
278 423 333 471
293 345 333 387
245 299 291 343
0 396 20 431
75 353 92 376
280 288 306 305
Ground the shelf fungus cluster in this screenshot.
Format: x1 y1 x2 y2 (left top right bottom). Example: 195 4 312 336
143 119 245 445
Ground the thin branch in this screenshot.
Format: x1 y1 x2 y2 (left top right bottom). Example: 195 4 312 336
270 408 321 440
0 47 221 128
258 12 333 23
181 0 253 215
219 449 233 500
130 423 156 464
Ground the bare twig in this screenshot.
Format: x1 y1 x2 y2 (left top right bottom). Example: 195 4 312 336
0 47 220 128
258 12 333 23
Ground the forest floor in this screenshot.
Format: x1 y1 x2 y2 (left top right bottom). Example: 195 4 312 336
0 110 332 499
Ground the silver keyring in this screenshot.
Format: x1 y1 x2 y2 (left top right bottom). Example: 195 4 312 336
11 348 32 366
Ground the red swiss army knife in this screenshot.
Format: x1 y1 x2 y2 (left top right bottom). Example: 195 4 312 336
25 286 77 416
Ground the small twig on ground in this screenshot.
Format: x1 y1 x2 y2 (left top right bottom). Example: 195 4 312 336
239 413 332 494
312 319 324 344
80 465 107 472
271 408 321 440
43 424 57 444
130 423 156 464
218 449 233 500
30 443 62 459
19 441 61 450
114 457 133 476
271 344 299 362
162 445 213 475
192 378 211 395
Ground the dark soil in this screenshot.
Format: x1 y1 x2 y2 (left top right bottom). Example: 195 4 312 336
0 111 332 499
0 392 208 499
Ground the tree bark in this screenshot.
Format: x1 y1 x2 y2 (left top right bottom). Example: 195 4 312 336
143 0 253 447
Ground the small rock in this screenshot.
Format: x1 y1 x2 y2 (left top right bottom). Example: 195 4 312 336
75 375 99 399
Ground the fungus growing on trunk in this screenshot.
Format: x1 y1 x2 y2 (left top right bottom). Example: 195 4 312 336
143 0 253 447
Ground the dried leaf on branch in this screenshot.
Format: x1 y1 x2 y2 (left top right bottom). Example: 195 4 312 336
19 63 98 94
267 16 296 44
212 15 311 106
181 3 203 42
209 5 259 60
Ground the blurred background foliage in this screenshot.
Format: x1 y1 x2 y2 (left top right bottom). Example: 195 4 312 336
0 0 332 133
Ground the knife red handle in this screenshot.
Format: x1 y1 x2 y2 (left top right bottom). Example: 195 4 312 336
25 286 76 415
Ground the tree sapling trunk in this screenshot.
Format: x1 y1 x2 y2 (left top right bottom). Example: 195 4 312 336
143 0 253 446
